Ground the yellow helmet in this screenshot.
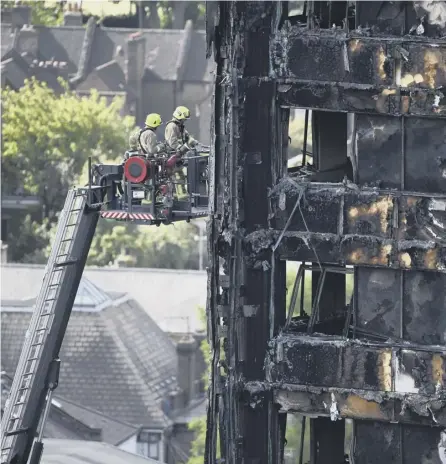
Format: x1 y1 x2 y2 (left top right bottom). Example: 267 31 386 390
145 113 162 128
173 106 190 121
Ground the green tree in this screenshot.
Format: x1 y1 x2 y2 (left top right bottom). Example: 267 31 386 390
288 113 313 168
2 77 134 261
111 1 205 29
1 1 65 26
86 220 202 269
2 76 203 268
187 306 216 464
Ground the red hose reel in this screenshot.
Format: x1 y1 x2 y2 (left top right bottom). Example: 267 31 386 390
124 156 151 183
165 154 181 175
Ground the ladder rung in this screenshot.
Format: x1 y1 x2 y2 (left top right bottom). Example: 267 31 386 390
55 253 69 258
5 427 29 437
55 260 78 267
12 401 26 407
25 357 39 362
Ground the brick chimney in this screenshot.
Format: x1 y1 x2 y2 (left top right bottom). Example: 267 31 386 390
64 2 83 26
126 32 146 125
176 335 197 408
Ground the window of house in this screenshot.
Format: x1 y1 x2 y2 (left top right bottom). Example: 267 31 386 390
137 430 161 460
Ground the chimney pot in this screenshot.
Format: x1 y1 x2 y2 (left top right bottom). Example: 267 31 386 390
64 8 83 26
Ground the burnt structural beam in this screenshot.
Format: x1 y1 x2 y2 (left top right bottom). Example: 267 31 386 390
248 180 446 272
206 2 286 464
309 105 349 463
266 334 446 425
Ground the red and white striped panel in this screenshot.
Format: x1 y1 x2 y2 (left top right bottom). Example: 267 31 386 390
101 211 128 220
128 212 154 220
101 211 154 221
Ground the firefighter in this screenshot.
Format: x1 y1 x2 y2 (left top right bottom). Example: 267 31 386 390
164 106 198 153
165 106 197 194
138 113 167 158
124 130 140 160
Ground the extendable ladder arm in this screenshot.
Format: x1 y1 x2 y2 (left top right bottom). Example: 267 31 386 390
0 189 100 464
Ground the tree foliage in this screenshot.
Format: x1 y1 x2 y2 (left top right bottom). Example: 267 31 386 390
2 77 133 261
2 77 204 268
2 78 133 214
288 112 313 168
121 1 205 29
187 306 217 464
86 220 203 269
1 1 65 26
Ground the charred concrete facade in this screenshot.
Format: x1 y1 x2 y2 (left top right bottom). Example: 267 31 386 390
205 1 446 463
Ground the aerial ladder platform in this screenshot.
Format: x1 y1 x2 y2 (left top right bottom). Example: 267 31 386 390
0 148 209 464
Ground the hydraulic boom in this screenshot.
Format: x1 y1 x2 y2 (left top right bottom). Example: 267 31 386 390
0 190 99 464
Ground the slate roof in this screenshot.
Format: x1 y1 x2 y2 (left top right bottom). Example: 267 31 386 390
173 397 207 424
28 26 86 74
1 263 207 333
41 439 161 464
2 372 101 442
1 275 178 428
0 22 214 87
42 411 101 441
2 370 139 444
1 24 13 57
183 29 215 83
51 396 138 445
1 54 28 87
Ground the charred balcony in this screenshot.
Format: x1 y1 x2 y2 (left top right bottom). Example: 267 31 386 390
270 17 446 117
244 179 446 272
262 333 446 427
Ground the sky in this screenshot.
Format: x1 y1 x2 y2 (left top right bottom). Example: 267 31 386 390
44 0 133 16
